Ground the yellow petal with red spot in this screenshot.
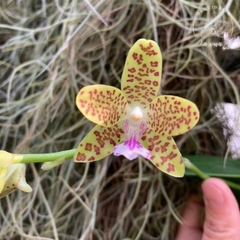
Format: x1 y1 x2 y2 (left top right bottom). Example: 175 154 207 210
121 39 162 107
76 85 130 127
74 122 124 162
142 134 184 177
147 95 199 136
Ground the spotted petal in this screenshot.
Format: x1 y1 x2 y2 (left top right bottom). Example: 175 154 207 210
76 85 130 127
142 135 184 177
147 95 199 136
121 39 162 107
74 123 124 162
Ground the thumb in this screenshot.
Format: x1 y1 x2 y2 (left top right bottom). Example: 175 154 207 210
202 178 240 240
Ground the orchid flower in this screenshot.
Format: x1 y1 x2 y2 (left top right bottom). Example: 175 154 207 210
0 164 32 198
0 150 32 197
0 150 22 193
74 39 199 177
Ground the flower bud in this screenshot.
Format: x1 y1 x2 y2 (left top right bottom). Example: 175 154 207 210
41 157 65 171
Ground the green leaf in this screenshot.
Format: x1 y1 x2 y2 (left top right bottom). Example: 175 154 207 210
184 155 240 178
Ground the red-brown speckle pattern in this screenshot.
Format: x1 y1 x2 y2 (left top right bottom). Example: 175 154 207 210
74 122 124 162
147 95 199 136
76 85 130 127
121 39 162 107
167 163 175 173
142 135 184 177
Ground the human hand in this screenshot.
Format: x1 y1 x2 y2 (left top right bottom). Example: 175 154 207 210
176 178 240 240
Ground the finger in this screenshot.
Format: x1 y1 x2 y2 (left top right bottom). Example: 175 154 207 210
176 195 204 240
202 178 240 240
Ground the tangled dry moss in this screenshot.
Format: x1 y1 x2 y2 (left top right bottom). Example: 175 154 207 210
0 0 240 239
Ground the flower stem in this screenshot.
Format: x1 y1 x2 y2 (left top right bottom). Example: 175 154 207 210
18 149 77 164
184 158 240 191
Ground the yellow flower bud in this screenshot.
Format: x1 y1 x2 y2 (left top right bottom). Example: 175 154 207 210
0 164 32 199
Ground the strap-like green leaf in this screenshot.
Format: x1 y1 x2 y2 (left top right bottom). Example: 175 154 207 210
184 155 240 178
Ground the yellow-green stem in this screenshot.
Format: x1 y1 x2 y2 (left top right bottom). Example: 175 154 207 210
18 149 77 163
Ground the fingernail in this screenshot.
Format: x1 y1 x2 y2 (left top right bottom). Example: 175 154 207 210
204 183 224 206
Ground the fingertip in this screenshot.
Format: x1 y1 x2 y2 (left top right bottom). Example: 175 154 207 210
201 178 240 239
202 178 231 195
202 178 238 208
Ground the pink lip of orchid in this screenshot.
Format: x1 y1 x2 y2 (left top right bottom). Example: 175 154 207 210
74 39 200 177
